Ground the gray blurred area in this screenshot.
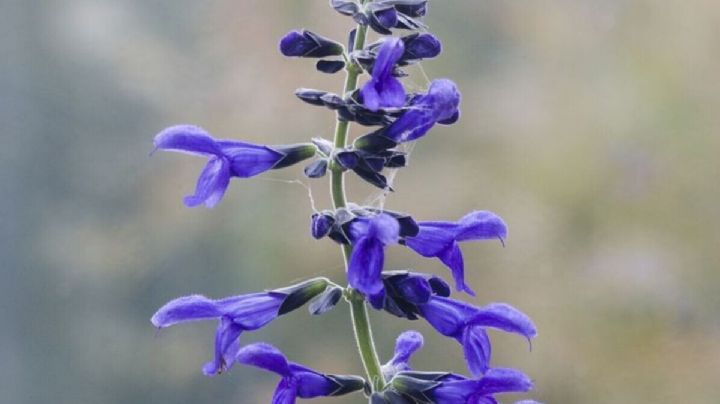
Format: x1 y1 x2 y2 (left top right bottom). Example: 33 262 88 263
2 0 720 403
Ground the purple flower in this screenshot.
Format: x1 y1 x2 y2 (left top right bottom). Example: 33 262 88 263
417 296 537 377
347 213 400 301
279 30 344 58
381 330 424 381
151 278 329 376
236 343 365 403
153 125 315 208
361 37 406 112
382 78 461 143
392 367 533 404
403 211 508 295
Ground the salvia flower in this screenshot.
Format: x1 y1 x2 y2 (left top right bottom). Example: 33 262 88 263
417 296 537 377
236 342 366 403
361 37 406 112
153 125 315 208
392 367 533 404
381 78 461 143
151 278 329 375
347 213 400 301
381 330 424 381
403 210 508 295
279 30 344 58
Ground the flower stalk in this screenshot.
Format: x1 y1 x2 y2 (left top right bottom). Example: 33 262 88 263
330 2 386 392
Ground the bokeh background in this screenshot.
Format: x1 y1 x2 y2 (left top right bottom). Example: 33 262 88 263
3 0 719 403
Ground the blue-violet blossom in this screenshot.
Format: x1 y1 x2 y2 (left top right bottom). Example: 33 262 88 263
417 296 537 377
347 213 400 301
361 37 406 111
392 367 534 404
404 210 508 295
151 278 329 375
153 125 315 208
382 78 461 143
236 343 365 403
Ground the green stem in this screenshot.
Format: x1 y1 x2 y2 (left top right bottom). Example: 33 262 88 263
329 4 386 393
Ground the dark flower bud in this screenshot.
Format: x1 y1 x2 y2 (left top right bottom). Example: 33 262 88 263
330 0 360 16
279 30 344 58
394 0 428 30
335 150 360 170
353 161 391 190
359 154 384 172
354 133 398 152
273 143 317 169
316 59 346 74
347 28 357 52
276 277 330 315
385 153 407 168
367 5 398 35
308 285 344 315
395 0 428 18
304 159 328 178
295 88 330 106
319 93 346 109
311 211 336 239
326 374 368 396
402 33 442 61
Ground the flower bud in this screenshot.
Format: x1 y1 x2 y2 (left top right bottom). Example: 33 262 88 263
279 30 344 58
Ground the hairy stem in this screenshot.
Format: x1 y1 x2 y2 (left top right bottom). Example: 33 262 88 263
329 5 386 393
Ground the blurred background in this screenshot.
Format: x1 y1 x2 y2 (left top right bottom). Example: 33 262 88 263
2 0 719 403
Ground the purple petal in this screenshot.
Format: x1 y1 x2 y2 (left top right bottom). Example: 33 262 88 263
279 30 314 57
348 237 385 297
430 380 482 403
373 37 405 79
183 157 231 208
383 105 436 143
272 378 298 404
292 364 338 398
426 79 461 122
456 211 508 242
469 397 499 404
218 140 284 177
202 317 243 376
217 292 284 330
235 342 291 377
461 326 492 377
404 223 456 257
393 275 432 304
476 368 533 396
153 125 221 156
438 243 475 295
470 303 538 344
391 330 424 367
150 295 221 328
418 296 476 337
349 214 400 245
361 37 406 111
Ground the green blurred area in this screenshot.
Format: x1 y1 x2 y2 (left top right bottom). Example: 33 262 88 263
2 0 719 403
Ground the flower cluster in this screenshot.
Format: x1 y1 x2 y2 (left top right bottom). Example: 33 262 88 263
151 1 539 403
